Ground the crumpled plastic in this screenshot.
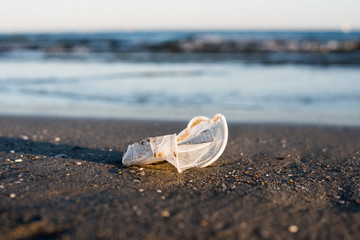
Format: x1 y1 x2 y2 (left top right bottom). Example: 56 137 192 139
122 113 228 173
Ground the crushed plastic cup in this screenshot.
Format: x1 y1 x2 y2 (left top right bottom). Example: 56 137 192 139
122 113 228 173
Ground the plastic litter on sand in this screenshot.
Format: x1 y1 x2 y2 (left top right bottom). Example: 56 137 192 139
122 114 228 173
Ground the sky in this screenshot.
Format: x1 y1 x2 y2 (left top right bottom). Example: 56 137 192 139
0 0 359 32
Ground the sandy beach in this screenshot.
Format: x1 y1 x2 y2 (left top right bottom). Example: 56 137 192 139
0 116 359 239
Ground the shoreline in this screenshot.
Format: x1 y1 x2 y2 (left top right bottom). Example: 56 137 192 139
1 104 359 127
1 116 359 239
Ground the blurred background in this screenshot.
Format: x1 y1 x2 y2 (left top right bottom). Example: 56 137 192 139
0 0 359 125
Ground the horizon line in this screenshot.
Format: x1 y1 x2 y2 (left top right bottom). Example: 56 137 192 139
1 27 360 34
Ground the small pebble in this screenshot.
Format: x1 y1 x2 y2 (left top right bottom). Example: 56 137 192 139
240 222 247 229
288 225 299 233
10 150 15 154
178 221 185 229
54 137 61 142
20 135 29 140
157 189 162 193
10 193 16 198
199 220 208 226
0 185 4 189
76 162 82 165
161 210 170 217
15 159 23 162
139 189 144 192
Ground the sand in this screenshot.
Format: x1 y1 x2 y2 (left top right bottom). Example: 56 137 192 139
0 116 359 239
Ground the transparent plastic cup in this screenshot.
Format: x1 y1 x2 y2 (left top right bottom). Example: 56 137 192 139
122 114 228 173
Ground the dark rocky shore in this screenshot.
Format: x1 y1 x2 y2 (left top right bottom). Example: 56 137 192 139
0 116 359 239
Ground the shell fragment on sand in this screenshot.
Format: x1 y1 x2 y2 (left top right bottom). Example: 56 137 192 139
122 114 228 173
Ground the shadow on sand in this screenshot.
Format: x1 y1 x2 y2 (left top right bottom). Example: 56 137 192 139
0 137 124 167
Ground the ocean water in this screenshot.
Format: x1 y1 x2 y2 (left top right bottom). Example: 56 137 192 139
0 31 359 125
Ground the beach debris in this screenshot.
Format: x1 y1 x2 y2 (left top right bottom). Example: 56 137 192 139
122 114 228 173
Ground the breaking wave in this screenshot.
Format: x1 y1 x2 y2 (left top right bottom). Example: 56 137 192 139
1 31 360 65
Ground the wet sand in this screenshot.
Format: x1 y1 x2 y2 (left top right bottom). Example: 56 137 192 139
0 116 359 239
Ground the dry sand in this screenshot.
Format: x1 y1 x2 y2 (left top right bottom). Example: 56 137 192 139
0 116 359 239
